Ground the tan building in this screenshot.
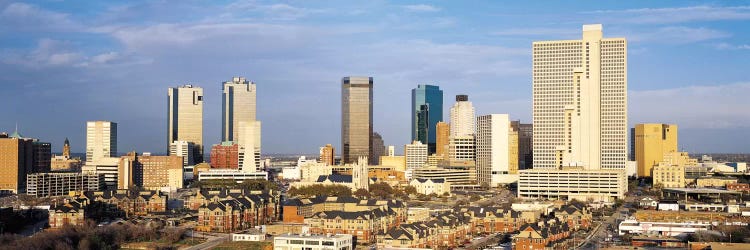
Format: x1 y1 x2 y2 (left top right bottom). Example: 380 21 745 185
635 124 678 177
476 114 519 187
341 76 373 164
168 85 204 163
222 77 257 142
518 167 627 201
379 155 406 172
652 151 697 188
409 178 451 196
118 152 183 191
319 144 335 165
48 199 85 229
436 121 450 158
86 121 117 164
0 132 33 194
696 176 738 188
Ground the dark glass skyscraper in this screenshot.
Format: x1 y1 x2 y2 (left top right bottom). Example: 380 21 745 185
411 85 443 154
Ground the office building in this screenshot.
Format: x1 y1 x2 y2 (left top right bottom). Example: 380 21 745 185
0 132 33 194
26 172 103 197
531 24 627 170
448 136 475 161
167 85 204 163
210 141 239 169
170 140 195 180
519 24 628 201
405 140 428 173
411 84 443 154
341 76 373 164
436 121 450 158
238 121 261 172
412 161 477 185
652 151 697 188
118 152 183 192
32 141 51 173
450 95 475 137
476 114 519 187
273 234 354 250
635 124 678 177
319 144 335 165
513 121 533 170
387 145 395 156
86 121 117 164
371 132 385 165
222 77 257 142
81 157 119 189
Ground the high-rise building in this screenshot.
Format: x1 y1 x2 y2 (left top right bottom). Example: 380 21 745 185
32 141 51 173
371 132 385 165
387 145 395 157
512 121 533 170
519 24 628 201
411 84 443 154
435 122 450 158
238 121 262 172
405 141 428 172
341 76 373 164
476 114 519 187
319 144 335 166
168 85 204 163
635 124 678 177
118 152 183 191
448 136 475 161
210 141 239 169
63 138 71 158
170 140 195 180
86 121 117 164
531 24 627 170
449 95 475 137
0 132 33 194
222 77 257 142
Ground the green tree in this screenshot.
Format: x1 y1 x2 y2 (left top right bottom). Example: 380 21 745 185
404 186 417 195
354 189 370 198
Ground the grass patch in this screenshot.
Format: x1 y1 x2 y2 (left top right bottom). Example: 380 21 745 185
211 241 272 250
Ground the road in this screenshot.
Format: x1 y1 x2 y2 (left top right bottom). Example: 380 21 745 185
578 189 639 249
184 232 229 250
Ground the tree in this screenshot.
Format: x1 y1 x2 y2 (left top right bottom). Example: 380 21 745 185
404 186 417 195
369 183 394 199
354 189 370 198
469 194 481 202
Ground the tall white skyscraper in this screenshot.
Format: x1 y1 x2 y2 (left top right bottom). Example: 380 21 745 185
170 140 195 179
222 77 257 142
237 121 262 172
168 85 203 162
532 24 627 170
476 114 519 187
86 121 117 164
405 140 428 171
449 95 476 137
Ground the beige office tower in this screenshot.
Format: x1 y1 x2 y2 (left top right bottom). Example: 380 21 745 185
86 121 117 164
436 122 450 158
476 114 519 187
238 121 262 172
319 144 335 165
531 24 627 170
449 95 475 137
405 140 428 171
341 76 373 164
168 85 203 162
635 124 678 177
222 77 257 142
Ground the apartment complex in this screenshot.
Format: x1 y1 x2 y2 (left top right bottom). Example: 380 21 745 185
635 124 678 177
80 190 167 218
48 199 86 229
341 76 373 164
167 85 204 163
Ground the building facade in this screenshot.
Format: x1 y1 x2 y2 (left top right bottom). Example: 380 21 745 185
449 95 475 138
635 124 678 177
0 133 33 194
274 234 354 250
170 140 195 179
435 121 450 158
222 77 257 142
86 121 117 164
26 172 104 197
405 141 428 173
210 141 239 169
476 114 519 187
513 121 533 170
371 132 385 165
518 168 627 201
341 76 373 164
319 144 335 165
411 84 443 154
118 153 183 191
167 85 204 163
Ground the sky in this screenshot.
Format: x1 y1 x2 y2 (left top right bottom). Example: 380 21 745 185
1 0 750 155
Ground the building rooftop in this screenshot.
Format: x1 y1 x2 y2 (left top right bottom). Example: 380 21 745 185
275 233 352 240
663 188 741 194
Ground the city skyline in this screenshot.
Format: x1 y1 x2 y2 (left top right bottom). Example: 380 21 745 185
2 1 750 154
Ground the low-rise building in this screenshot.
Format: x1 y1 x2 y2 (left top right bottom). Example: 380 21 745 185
517 167 627 201
657 200 679 211
231 230 265 241
409 178 450 196
48 199 85 229
696 176 738 188
26 172 104 197
513 219 572 250
639 197 658 209
727 183 750 192
377 212 471 249
196 193 277 233
81 190 167 218
273 233 353 250
463 207 525 234
406 207 430 223
306 208 398 245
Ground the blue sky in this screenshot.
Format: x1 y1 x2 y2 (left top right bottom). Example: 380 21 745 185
1 0 749 154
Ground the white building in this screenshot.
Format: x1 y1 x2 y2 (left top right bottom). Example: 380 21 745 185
449 95 475 137
231 230 265 242
81 156 120 188
405 141 428 174
387 145 395 156
518 168 627 201
448 136 475 161
618 219 711 236
476 114 518 187
197 169 267 182
170 140 195 180
86 121 117 164
238 121 262 173
222 77 257 142
273 233 353 250
409 178 451 196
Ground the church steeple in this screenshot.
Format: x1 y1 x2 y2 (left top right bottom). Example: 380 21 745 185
63 137 71 158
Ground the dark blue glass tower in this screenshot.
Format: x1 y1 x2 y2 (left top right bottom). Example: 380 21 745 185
411 84 443 154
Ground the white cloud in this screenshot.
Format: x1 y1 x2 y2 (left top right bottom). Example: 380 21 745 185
626 26 730 44
585 5 750 24
491 27 579 37
402 4 441 12
630 82 750 129
715 42 750 50
0 2 80 31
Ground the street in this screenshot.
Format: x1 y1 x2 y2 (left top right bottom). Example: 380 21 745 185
184 231 229 250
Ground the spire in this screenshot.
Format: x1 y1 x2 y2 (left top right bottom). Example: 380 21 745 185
64 137 70 146
10 122 23 138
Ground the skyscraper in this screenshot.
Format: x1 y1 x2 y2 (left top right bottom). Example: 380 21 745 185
222 77 257 142
635 124 678 177
238 121 262 172
476 114 519 187
405 140 428 172
512 121 533 170
341 76 373 164
531 24 627 170
319 144 335 166
86 121 117 164
170 140 195 179
435 121 450 158
411 84 443 154
168 85 204 162
449 95 475 137
371 132 385 165
0 132 32 194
